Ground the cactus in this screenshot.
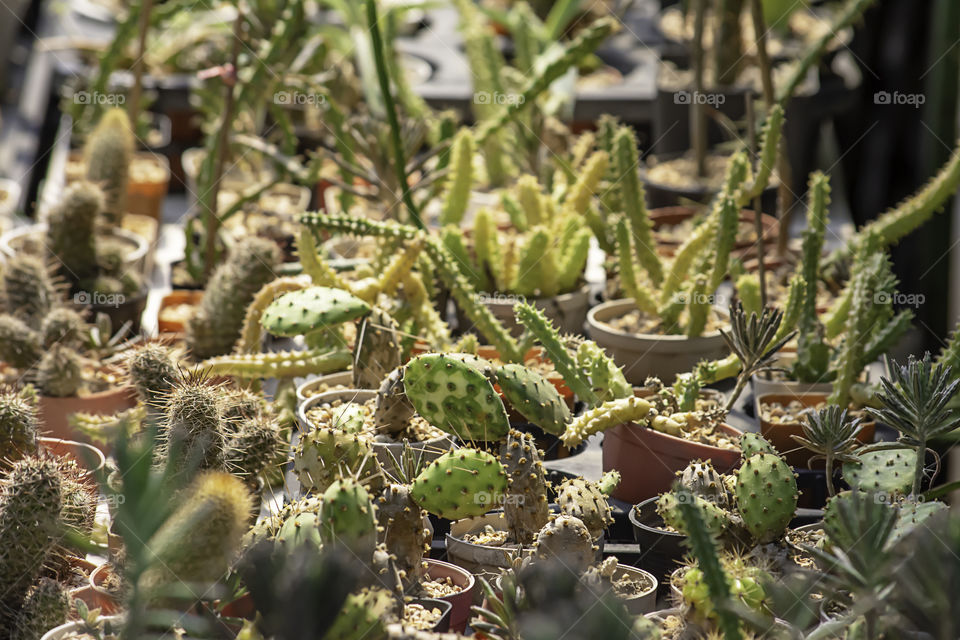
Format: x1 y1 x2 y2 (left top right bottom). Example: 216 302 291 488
1 255 58 325
325 587 396 640
236 276 310 354
186 236 281 360
680 460 729 508
12 577 70 640
0 387 38 470
533 515 595 575
410 448 508 520
556 476 615 540
403 353 509 441
739 432 776 458
842 448 914 497
34 345 83 398
614 126 662 286
294 427 380 493
657 491 735 540
276 511 323 551
139 472 253 602
0 457 64 635
159 375 224 473
0 315 43 371
439 129 475 226
495 364 570 436
83 108 133 224
202 348 353 380
39 308 86 350
560 396 657 447
735 273 761 317
45 181 102 289
574 340 632 405
373 366 415 436
353 308 402 390
500 430 550 544
376 483 429 585
223 415 283 484
734 453 798 543
127 343 181 406
320 479 378 556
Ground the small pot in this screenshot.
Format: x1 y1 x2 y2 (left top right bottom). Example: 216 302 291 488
126 153 171 224
88 286 148 334
465 286 592 338
640 151 778 212
295 370 355 407
39 437 106 484
41 615 123 640
38 385 137 446
87 562 122 614
628 497 686 592
601 564 658 615
445 513 528 580
0 223 149 274
157 290 204 334
757 392 874 467
423 558 476 633
602 414 742 503
67 558 111 616
407 597 453 633
587 299 729 385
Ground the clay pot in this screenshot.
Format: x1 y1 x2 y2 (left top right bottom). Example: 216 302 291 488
156 290 204 334
38 385 137 447
39 437 106 485
423 558 476 633
87 563 122 614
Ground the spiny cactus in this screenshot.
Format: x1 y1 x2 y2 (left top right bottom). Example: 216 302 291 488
186 236 281 360
158 375 225 473
0 387 38 470
556 474 616 540
495 364 570 436
560 396 660 447
139 472 253 603
320 479 378 557
1 254 59 325
734 453 798 544
614 125 661 286
83 108 134 224
235 276 310 354
500 430 550 545
127 343 181 406
294 427 380 493
222 414 284 485
34 345 83 398
410 448 508 520
201 348 354 380
325 587 396 640
353 308 402 390
533 515 595 575
39 307 86 350
45 181 102 289
373 366 415 436
0 315 43 370
12 577 70 640
376 484 429 586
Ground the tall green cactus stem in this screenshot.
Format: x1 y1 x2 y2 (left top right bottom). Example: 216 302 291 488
236 277 309 354
496 364 570 435
0 316 42 370
367 235 424 301
561 396 657 447
44 181 103 289
83 108 134 224
187 236 281 360
0 457 64 635
442 225 487 292
557 226 591 293
13 577 69 640
615 127 662 286
516 176 544 227
565 151 609 218
127 343 181 406
35 346 82 398
513 228 556 297
735 274 761 316
473 207 502 286
742 104 785 202
297 228 351 290
403 353 509 441
160 377 224 474
439 129 475 226
476 17 616 145
0 388 38 470
513 301 598 404
674 488 743 640
500 430 550 544
139 472 252 602
1 255 57 325
201 348 353 380
411 448 508 520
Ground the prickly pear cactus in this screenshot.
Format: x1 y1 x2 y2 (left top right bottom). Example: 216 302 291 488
0 387 38 471
680 460 729 508
533 515 595 574
276 511 323 551
376 484 429 584
294 428 379 493
556 477 614 540
319 479 378 556
843 447 914 497
410 448 508 520
1 255 58 325
734 453 798 543
261 286 371 338
403 354 509 441
740 433 777 458
353 308 402 390
325 587 396 640
373 366 414 436
499 430 549 544
656 492 733 540
495 364 570 436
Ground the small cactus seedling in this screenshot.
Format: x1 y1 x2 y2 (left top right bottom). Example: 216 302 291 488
403 354 510 442
0 316 43 371
411 448 508 520
495 364 570 436
533 515 595 575
319 479 378 557
39 307 86 350
734 453 798 544
261 286 371 341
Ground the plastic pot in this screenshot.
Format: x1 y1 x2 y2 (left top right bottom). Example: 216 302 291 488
628 497 686 592
587 299 729 385
157 290 204 334
602 417 742 504
423 558 476 633
41 615 123 640
445 513 528 580
38 386 137 447
407 598 453 633
603 565 659 615
0 223 149 274
465 286 592 338
88 286 148 334
295 370 355 407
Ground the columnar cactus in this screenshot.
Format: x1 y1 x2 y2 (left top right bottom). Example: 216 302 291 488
34 345 83 398
439 128 475 226
0 387 38 470
159 376 225 473
373 366 415 436
12 577 70 640
127 343 181 406
45 181 102 289
83 108 134 224
1 255 58 325
410 448 508 520
499 430 550 545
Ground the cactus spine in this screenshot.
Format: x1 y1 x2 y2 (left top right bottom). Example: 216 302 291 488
1 255 58 325
12 577 70 640
500 430 550 544
615 127 662 286
0 388 38 470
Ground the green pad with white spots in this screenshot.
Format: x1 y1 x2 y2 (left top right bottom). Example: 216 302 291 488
496 363 570 435
843 447 914 496
261 286 370 337
403 353 509 441
410 448 508 520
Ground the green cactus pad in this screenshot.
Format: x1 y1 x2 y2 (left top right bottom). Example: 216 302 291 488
735 453 798 543
403 354 509 441
843 447 915 496
319 479 378 555
533 515 595 574
261 287 370 338
557 477 614 539
888 500 947 549
324 587 395 640
739 432 778 458
495 364 570 435
276 512 323 550
679 460 729 507
656 492 731 539
411 448 508 520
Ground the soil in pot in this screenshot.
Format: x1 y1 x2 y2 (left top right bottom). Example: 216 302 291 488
404 599 452 633
157 290 203 334
420 558 474 633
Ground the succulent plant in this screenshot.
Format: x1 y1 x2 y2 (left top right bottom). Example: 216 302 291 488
126 343 181 406
533 515 595 575
45 181 102 290
734 452 798 544
1 254 60 325
319 478 379 557
0 387 38 470
556 472 618 540
0 315 43 370
83 108 134 224
12 577 70 640
500 429 550 545
410 448 508 520
791 406 863 496
293 427 380 493
376 483 429 587
34 345 83 398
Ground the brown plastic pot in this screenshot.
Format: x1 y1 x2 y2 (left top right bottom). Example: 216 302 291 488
602 418 742 504
157 290 204 334
423 558 476 633
587 299 729 385
68 558 113 615
757 392 875 467
38 384 137 447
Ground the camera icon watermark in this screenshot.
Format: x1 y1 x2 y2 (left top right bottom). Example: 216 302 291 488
73 91 126 106
674 90 726 107
273 91 326 106
671 291 715 306
874 91 925 108
74 291 126 308
473 91 525 106
874 292 925 308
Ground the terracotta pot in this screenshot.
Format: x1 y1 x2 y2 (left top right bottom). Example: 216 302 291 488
423 558 476 633
587 299 729 385
39 437 106 484
157 290 204 334
125 153 171 224
87 562 122 614
602 418 742 503
650 206 779 258
757 392 875 467
38 385 137 447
